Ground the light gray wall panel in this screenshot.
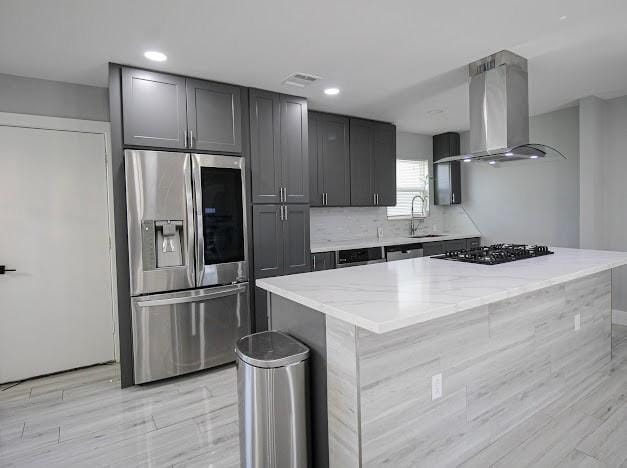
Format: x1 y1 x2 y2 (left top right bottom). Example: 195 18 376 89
0 73 109 121
460 106 580 247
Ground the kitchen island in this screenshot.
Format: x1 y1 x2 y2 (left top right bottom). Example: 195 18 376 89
256 248 627 467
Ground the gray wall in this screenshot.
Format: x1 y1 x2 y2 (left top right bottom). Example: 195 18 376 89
598 96 627 312
0 73 109 121
460 106 580 247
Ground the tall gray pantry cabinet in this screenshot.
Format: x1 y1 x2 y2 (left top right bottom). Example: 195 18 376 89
249 89 311 330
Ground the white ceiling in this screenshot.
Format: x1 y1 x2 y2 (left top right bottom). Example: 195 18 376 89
1 0 627 133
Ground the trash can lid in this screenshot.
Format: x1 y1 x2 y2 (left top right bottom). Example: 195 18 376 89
236 331 310 368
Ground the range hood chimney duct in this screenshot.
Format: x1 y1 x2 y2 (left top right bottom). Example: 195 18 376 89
436 50 566 165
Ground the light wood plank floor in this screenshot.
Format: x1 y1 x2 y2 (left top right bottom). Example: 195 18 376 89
1 326 626 467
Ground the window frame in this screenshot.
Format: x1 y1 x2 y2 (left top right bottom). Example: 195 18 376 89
387 158 430 220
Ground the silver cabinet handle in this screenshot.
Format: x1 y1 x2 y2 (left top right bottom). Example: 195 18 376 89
313 255 316 270
321 193 325 205
326 193 328 205
136 284 246 307
280 205 284 221
376 193 379 205
284 205 288 221
189 130 194 148
184 130 188 148
373 193 376 205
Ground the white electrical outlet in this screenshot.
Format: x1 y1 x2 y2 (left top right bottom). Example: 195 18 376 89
574 313 581 331
431 373 443 400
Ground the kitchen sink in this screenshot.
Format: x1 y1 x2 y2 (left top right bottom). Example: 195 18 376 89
410 234 444 238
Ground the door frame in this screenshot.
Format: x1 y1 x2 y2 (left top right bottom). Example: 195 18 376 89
0 112 119 361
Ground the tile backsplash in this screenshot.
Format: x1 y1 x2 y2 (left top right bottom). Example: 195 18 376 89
310 205 479 243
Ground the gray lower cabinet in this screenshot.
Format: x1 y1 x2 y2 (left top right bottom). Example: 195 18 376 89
467 237 481 249
186 79 242 153
252 205 284 277
250 89 309 204
309 112 350 207
311 251 335 271
283 205 311 274
423 242 444 256
445 239 467 252
121 67 243 153
122 68 187 149
254 287 269 332
252 205 310 279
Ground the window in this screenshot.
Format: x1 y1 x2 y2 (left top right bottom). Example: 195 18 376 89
387 159 429 218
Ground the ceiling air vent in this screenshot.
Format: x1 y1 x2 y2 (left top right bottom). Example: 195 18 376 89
282 72 322 88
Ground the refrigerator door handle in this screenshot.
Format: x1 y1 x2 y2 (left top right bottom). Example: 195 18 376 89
191 156 205 287
135 284 247 307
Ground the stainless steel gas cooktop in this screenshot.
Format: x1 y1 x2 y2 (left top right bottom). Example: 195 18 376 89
432 243 554 265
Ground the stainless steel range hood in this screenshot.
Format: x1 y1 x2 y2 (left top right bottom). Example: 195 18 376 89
436 50 566 165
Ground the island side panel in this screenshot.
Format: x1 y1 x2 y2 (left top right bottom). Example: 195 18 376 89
326 316 361 468
268 294 329 468
355 270 612 467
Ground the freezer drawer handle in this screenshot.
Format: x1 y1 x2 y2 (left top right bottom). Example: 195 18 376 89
136 284 246 307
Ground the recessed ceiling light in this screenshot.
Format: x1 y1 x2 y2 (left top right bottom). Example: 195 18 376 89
504 152 514 156
144 51 167 62
427 109 445 116
529 155 539 159
559 15 568 21
324 87 340 96
488 161 497 165
463 158 472 163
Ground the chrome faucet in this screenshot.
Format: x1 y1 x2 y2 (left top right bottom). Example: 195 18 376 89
410 194 428 235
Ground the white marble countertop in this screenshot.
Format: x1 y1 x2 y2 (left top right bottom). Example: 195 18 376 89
256 247 627 334
310 232 481 253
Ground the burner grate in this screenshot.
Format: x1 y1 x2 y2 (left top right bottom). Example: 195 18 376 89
432 244 553 265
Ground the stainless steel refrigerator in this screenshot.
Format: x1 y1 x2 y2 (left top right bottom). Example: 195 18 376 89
125 149 250 384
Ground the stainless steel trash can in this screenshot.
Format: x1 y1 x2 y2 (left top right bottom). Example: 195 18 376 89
236 331 310 468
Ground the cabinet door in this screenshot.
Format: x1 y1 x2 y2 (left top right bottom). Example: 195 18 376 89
254 287 269 332
433 132 461 205
444 239 466 252
122 68 187 149
321 114 350 206
350 118 375 206
186 79 242 153
283 205 310 275
250 89 281 204
423 242 444 256
252 205 284 278
308 112 322 206
374 122 396 206
280 95 309 204
466 237 481 249
311 252 335 271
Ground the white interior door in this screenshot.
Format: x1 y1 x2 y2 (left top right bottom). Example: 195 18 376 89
0 119 115 383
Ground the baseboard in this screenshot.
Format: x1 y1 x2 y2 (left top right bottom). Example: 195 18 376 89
613 309 627 326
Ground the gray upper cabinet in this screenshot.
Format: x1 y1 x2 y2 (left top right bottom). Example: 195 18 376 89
281 95 309 204
433 132 462 205
349 118 396 206
373 122 397 206
122 68 187 149
350 118 376 206
122 67 243 153
283 205 310 275
250 90 308 204
252 204 310 278
309 112 350 207
186 79 242 153
250 89 282 204
252 205 284 278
